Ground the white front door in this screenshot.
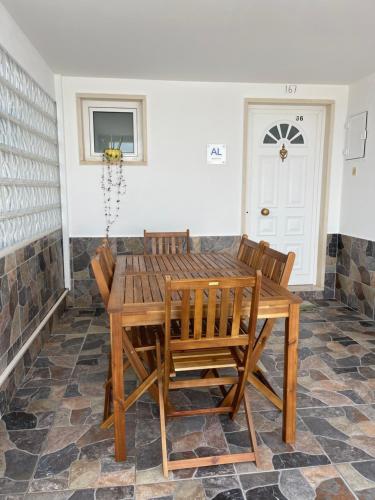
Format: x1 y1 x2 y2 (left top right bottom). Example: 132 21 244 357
246 105 326 286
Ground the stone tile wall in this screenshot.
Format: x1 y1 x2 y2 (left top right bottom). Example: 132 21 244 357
69 235 241 307
325 233 338 298
296 233 337 301
69 234 339 308
0 230 65 416
336 234 375 319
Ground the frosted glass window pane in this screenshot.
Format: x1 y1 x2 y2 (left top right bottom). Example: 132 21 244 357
93 111 135 154
269 125 280 140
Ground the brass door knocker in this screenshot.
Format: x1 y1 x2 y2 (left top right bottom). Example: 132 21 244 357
279 143 288 162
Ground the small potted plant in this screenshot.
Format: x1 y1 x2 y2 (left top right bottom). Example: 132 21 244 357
103 136 124 163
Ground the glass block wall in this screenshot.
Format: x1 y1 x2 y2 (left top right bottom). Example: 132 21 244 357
0 44 65 416
0 44 61 253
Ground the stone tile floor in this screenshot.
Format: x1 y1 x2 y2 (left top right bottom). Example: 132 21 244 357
1 300 375 499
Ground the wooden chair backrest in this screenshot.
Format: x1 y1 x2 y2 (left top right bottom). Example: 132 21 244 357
144 229 190 255
91 251 113 308
259 246 295 286
96 239 115 279
164 273 262 352
237 234 269 269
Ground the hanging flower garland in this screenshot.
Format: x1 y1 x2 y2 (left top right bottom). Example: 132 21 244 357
101 146 127 238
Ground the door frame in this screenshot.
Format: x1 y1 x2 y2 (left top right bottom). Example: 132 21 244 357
241 98 335 289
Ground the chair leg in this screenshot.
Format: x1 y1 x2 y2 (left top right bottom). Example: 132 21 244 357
243 389 259 467
130 326 151 370
160 367 257 473
231 370 249 420
156 335 169 479
237 341 282 411
101 359 131 430
249 366 283 411
219 384 237 407
101 364 156 430
139 326 156 371
250 318 276 370
103 353 112 423
103 382 112 422
212 368 226 397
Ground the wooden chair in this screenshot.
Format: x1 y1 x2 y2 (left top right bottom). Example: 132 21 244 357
259 246 295 287
157 272 262 477
91 250 113 308
247 246 295 410
144 229 190 255
96 238 115 280
237 234 269 268
91 246 160 430
91 250 116 425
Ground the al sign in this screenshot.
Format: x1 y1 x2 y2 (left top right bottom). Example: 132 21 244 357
207 144 226 164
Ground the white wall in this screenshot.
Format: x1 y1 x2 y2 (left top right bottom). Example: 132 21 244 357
60 76 348 237
340 73 375 240
0 2 54 97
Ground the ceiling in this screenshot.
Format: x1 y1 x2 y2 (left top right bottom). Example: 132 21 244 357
2 0 375 84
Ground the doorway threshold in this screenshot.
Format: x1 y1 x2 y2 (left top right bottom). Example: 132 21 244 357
289 284 324 293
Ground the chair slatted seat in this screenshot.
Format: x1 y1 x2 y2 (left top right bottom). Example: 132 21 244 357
144 229 190 255
156 272 262 477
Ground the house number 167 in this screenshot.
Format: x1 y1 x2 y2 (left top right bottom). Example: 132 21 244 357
296 115 304 121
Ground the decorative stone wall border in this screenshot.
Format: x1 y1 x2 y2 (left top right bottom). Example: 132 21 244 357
69 235 241 308
0 230 65 415
336 234 375 319
0 297 65 418
68 234 337 308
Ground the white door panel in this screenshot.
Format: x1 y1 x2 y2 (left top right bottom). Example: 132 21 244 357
246 105 325 285
285 157 307 207
258 157 279 207
285 216 304 236
257 216 277 236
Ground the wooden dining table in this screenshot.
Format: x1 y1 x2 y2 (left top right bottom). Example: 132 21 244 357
107 252 302 461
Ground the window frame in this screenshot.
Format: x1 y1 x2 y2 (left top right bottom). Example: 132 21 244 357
76 93 147 165
89 106 138 158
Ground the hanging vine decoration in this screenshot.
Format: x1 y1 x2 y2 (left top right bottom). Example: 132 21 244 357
101 141 127 239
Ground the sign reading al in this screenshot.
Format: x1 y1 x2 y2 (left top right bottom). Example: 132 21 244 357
207 144 226 164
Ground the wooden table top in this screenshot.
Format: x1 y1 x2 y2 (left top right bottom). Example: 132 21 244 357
107 253 301 319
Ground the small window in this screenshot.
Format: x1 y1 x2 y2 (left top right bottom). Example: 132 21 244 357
263 122 304 145
77 94 147 164
92 110 135 155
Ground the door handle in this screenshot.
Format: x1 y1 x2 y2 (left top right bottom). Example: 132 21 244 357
261 208 270 216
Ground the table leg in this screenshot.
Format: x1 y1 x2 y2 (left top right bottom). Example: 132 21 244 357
282 303 300 443
251 318 276 369
110 313 126 461
247 319 283 410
